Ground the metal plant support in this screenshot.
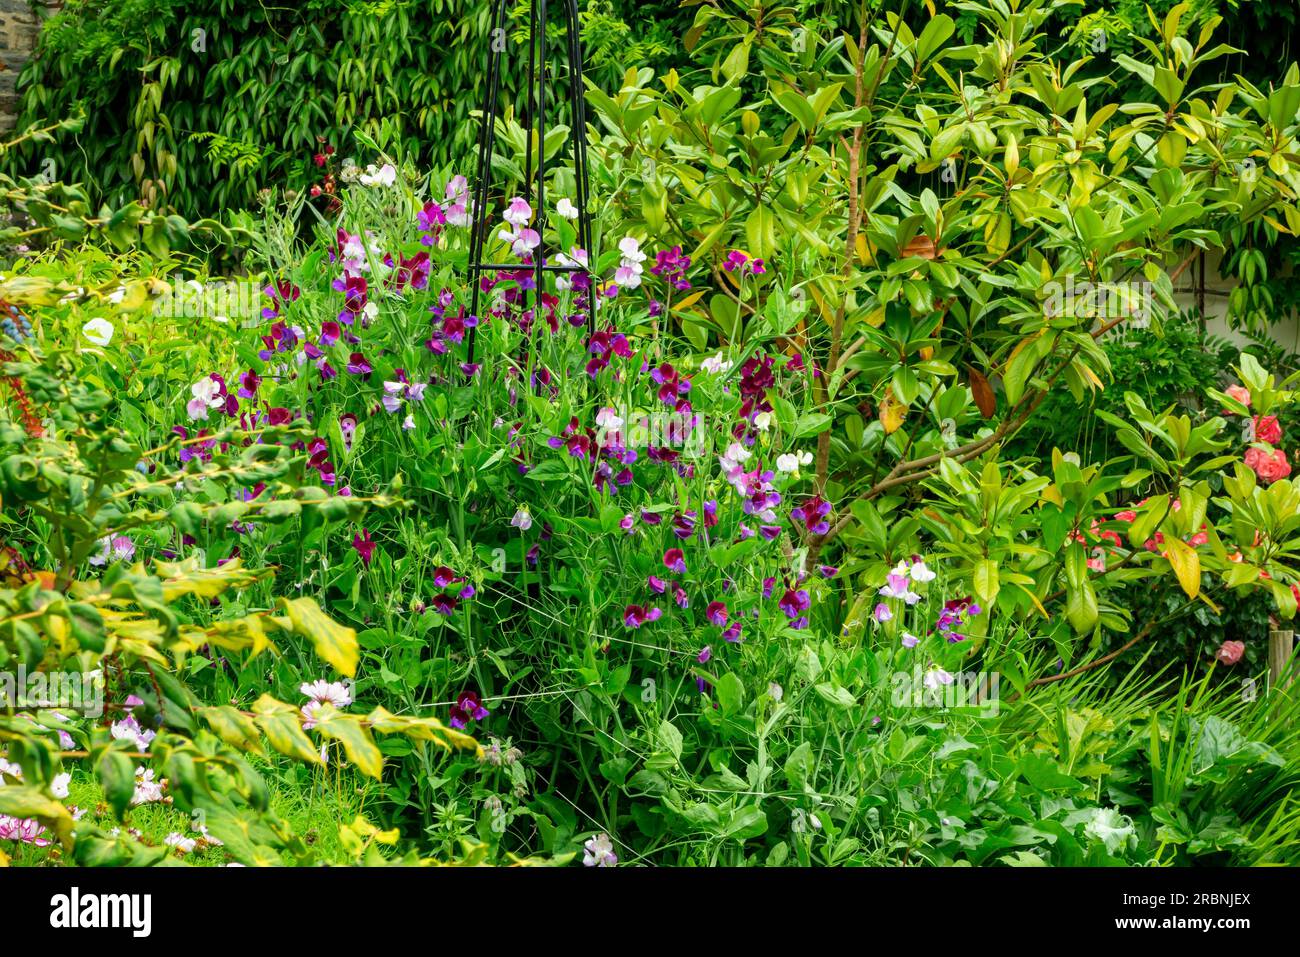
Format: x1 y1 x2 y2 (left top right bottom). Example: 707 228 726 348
466 0 595 363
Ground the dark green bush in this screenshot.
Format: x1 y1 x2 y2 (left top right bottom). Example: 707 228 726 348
5 0 683 220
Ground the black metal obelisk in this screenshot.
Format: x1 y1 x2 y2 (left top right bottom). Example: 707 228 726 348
466 0 595 362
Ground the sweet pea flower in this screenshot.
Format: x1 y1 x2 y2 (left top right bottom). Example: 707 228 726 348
187 376 224 420
450 690 490 729
878 573 921 605
923 668 955 690
700 352 732 375
909 558 937 583
82 317 114 346
503 197 533 226
353 528 376 566
779 588 811 619
89 535 135 567
706 601 729 628
556 197 579 220
623 604 663 628
663 548 687 574
511 507 533 531
358 163 397 187
583 832 618 867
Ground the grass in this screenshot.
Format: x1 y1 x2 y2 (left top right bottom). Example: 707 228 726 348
5 753 378 866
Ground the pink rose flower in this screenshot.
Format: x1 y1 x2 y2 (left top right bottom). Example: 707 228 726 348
1245 446 1291 484
1225 384 1251 410
1254 414 1282 445
1215 640 1245 665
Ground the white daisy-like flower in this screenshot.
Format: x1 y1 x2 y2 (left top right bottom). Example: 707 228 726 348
299 679 353 708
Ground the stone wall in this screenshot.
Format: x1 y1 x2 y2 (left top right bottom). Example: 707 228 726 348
0 1 59 132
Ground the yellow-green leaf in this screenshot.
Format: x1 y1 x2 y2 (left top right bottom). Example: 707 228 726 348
1163 536 1201 599
277 597 359 677
251 694 323 766
198 705 264 753
315 707 384 779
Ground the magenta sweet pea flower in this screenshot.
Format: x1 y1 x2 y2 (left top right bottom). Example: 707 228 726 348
663 548 687 574
706 601 729 628
432 594 459 615
779 588 811 619
623 604 663 628
449 690 490 729
791 494 832 536
352 528 375 566
431 566 461 588
237 369 260 399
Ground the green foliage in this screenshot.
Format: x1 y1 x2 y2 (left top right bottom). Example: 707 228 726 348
1008 313 1237 463
7 0 679 221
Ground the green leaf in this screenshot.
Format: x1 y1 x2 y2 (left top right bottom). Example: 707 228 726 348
657 719 683 761
97 750 137 819
973 559 1000 606
715 672 745 716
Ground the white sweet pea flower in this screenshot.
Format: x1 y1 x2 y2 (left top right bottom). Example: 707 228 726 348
503 197 533 226
51 772 72 799
582 832 618 867
617 236 646 262
82 317 114 346
776 450 813 475
556 197 579 220
511 507 533 531
753 411 773 432
359 163 397 187
909 559 937 582
187 377 223 420
700 352 732 375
